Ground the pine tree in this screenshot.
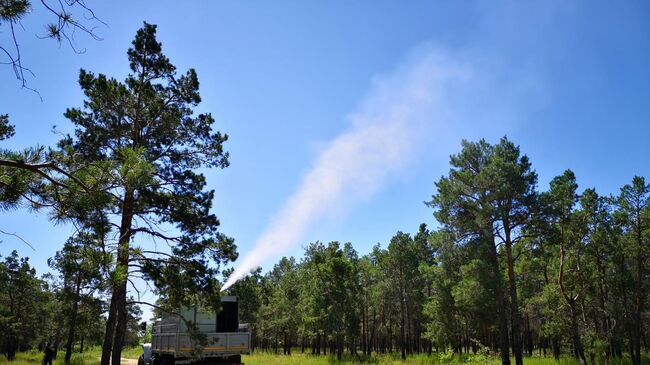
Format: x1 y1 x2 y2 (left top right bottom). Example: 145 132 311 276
0 251 51 359
429 139 512 365
48 23 236 365
614 177 649 365
48 234 105 364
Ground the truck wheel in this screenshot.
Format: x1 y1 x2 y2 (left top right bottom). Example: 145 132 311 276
138 355 144 365
151 355 170 365
228 355 241 363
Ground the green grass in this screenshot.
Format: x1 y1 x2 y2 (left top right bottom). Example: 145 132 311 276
119 348 142 360
4 349 648 365
241 352 575 365
0 346 141 365
242 352 650 365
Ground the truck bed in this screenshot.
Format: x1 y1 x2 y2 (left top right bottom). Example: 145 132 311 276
152 331 250 356
151 301 250 360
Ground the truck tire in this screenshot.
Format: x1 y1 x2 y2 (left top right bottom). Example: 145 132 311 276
138 355 144 365
227 355 241 363
151 355 172 365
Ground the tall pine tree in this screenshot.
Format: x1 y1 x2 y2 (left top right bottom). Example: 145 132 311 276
56 23 236 365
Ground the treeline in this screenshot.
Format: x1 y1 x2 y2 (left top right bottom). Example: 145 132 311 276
0 242 143 361
226 138 648 365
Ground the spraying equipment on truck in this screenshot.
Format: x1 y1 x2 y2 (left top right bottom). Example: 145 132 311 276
139 296 250 365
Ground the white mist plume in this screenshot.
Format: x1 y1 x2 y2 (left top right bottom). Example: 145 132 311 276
222 47 472 291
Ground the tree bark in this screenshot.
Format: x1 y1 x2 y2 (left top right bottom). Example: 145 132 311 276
569 305 588 365
100 293 117 365
111 277 128 365
552 336 561 360
504 222 523 365
109 188 135 365
336 332 343 360
487 230 511 365
362 305 367 355
632 218 643 365
399 283 407 360
64 272 83 364
559 235 587 365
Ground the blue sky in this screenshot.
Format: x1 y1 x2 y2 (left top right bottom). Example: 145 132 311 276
1 0 649 306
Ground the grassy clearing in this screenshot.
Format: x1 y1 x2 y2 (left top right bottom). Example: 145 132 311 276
242 352 649 365
3 349 647 365
0 347 141 365
119 348 142 361
241 352 571 365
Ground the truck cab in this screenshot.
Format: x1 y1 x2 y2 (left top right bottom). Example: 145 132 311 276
142 296 249 365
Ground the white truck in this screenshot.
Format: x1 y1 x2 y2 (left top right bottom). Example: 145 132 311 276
140 296 250 365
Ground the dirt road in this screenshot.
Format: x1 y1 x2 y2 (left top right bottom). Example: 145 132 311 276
98 357 138 365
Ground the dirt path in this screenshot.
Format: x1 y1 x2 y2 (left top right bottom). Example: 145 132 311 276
97 357 138 365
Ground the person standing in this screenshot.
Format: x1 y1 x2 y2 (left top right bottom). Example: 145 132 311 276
42 343 54 365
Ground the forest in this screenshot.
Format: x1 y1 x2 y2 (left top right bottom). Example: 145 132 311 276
1 3 648 365
224 138 650 365
3 131 650 365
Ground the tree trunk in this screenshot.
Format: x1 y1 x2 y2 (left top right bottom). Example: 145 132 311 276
336 333 343 360
524 315 533 356
362 305 367 355
569 305 588 365
504 225 523 365
111 278 128 365
558 228 586 365
632 249 643 365
109 188 135 365
100 295 117 365
399 293 406 360
53 318 64 359
552 336 560 360
65 272 83 364
594 251 613 360
369 307 376 356
6 337 16 360
487 231 511 365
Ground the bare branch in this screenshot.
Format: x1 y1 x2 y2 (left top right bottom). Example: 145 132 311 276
0 229 35 250
126 300 182 318
1 0 105 90
127 278 141 301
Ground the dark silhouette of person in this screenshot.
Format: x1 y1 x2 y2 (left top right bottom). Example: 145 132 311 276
42 343 54 365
